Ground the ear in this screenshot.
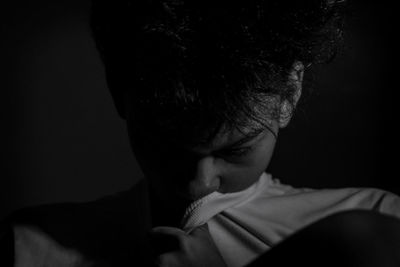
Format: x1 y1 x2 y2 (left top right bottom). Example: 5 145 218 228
279 61 304 128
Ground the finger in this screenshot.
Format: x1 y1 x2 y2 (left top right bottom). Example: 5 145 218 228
190 223 210 238
151 226 186 236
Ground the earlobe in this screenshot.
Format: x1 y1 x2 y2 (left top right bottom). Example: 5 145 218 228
278 61 304 128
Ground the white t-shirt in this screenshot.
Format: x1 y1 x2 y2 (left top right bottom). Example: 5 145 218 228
181 172 400 267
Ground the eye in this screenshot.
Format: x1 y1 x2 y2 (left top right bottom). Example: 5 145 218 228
218 146 252 158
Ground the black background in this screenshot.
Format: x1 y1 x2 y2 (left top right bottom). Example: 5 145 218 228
1 0 399 220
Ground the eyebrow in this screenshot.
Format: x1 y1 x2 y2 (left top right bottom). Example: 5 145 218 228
181 126 270 156
224 127 265 149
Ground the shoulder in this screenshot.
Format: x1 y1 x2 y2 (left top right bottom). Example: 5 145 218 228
13 225 91 267
270 178 400 218
0 178 153 266
360 187 400 217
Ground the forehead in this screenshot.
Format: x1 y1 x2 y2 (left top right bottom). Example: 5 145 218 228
132 107 275 151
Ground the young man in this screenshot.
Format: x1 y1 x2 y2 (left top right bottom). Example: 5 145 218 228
89 0 400 266
2 0 400 266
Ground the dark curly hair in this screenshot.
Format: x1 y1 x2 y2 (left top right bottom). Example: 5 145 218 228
90 0 346 145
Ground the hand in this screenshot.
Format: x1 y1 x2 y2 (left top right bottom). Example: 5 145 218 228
150 224 227 267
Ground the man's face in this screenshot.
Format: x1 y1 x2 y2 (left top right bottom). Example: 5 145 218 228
127 119 279 202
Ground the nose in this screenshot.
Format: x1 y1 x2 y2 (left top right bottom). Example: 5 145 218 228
188 156 221 200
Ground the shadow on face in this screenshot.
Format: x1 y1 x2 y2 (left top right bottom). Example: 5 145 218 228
128 120 280 202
